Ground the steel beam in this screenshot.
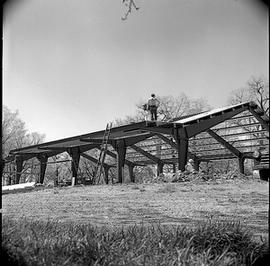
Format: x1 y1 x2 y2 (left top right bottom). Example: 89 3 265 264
101 149 135 167
182 106 249 138
79 138 103 144
80 152 113 169
79 144 100 153
38 147 68 151
42 151 65 158
80 134 154 147
9 153 36 161
37 144 97 156
10 151 62 160
130 145 163 165
206 129 242 158
155 133 199 161
8 121 149 155
143 126 172 135
124 133 154 146
155 133 177 149
248 107 269 132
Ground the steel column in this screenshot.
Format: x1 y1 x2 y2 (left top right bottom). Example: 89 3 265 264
174 128 188 171
193 158 200 172
128 165 135 182
172 163 176 173
37 155 48 184
112 140 126 183
1 159 5 180
68 148 80 185
103 166 110 184
157 163 164 176
238 156 245 174
15 156 23 184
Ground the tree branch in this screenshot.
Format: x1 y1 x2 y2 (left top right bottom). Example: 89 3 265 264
122 0 139 20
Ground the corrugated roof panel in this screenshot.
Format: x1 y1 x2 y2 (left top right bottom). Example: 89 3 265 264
173 102 250 124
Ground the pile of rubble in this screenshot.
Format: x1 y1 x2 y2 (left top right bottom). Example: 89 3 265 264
150 171 203 183
149 169 250 183
171 171 208 182
214 169 250 180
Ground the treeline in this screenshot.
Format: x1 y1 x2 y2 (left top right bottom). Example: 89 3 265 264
2 106 46 158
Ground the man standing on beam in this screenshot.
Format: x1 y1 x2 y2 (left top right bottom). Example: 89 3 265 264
147 93 160 121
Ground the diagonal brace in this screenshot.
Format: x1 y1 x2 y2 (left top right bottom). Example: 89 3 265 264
206 129 242 158
248 107 269 132
130 144 163 165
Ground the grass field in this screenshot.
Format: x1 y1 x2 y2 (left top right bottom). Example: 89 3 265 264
2 178 269 265
2 178 269 241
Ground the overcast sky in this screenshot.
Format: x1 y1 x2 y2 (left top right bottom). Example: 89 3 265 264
3 0 268 141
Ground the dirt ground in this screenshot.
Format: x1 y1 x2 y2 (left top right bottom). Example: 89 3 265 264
2 179 269 241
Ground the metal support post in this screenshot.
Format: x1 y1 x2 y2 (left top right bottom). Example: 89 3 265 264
15 156 23 184
174 128 189 172
193 158 200 172
68 148 80 186
157 163 164 176
37 155 48 184
104 166 110 184
1 159 5 181
238 156 245 174
172 163 176 173
128 165 135 183
112 140 126 183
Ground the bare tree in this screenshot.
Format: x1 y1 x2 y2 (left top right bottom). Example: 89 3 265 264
228 76 269 115
2 106 26 157
114 93 210 126
2 106 46 184
227 76 269 137
2 106 45 157
248 77 269 115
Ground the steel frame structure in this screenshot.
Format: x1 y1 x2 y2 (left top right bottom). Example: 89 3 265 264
2 101 269 185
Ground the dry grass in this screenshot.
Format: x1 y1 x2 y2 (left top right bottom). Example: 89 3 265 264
2 179 269 240
2 218 268 266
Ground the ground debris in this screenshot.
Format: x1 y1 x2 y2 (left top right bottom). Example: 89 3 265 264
150 169 253 183
171 171 204 182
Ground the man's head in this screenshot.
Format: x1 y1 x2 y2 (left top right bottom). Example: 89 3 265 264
188 159 194 164
151 93 155 98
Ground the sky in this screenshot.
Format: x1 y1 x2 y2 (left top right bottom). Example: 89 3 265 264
3 0 269 141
